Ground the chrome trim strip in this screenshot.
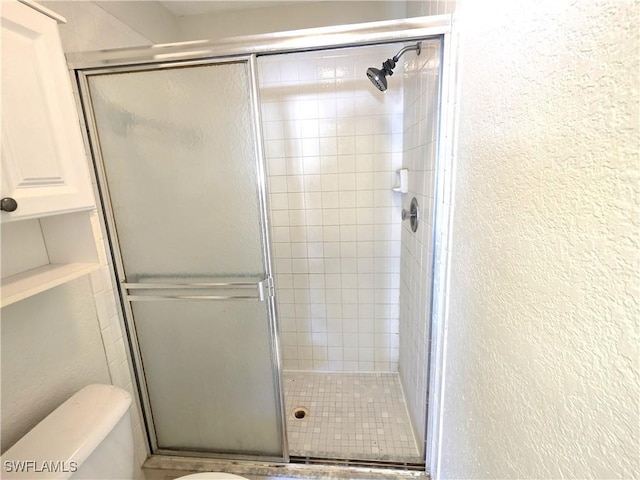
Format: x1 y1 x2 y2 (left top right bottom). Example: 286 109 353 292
423 36 446 470
126 295 261 301
425 29 456 477
153 450 287 465
122 282 260 289
248 53 290 462
74 56 252 77
290 456 424 470
75 70 160 452
70 66 153 461
66 15 451 69
125 279 271 302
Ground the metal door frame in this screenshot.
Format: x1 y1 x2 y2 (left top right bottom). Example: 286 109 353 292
77 54 288 462
72 13 454 473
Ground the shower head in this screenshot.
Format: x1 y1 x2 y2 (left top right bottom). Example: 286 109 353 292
366 67 388 92
366 42 422 92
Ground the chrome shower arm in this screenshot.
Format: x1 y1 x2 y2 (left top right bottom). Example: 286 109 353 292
392 42 422 62
366 41 423 91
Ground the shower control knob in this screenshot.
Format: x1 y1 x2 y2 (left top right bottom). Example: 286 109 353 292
0 197 18 212
401 209 416 220
402 197 419 233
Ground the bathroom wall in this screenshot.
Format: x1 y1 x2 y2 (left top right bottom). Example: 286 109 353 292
38 1 151 51
398 41 441 456
1 278 110 451
173 1 456 43
0 0 153 472
406 0 456 17
94 0 179 44
258 45 408 372
438 0 640 478
176 2 407 42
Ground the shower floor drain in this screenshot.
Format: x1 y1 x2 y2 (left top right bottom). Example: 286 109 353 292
292 407 309 419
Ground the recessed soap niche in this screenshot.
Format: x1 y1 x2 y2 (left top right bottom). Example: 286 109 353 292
1 210 100 307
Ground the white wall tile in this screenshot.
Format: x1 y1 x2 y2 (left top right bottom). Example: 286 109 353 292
398 41 442 456
259 41 440 449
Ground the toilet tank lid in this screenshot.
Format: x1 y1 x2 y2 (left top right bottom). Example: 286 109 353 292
1 384 132 480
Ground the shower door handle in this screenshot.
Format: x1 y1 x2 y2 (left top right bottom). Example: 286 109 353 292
122 277 274 302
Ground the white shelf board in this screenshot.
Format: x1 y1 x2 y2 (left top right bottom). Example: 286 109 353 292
1 262 100 308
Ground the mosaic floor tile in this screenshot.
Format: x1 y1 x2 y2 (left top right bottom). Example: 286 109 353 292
283 372 421 463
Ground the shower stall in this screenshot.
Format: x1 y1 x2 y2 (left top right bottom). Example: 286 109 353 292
70 15 451 473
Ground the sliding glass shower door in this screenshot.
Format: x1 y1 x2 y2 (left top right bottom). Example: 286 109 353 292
82 58 286 459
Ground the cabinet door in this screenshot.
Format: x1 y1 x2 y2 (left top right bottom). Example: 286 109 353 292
1 1 94 221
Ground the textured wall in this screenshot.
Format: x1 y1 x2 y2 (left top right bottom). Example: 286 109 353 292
1 278 110 451
39 1 151 51
439 0 639 478
95 1 180 44
398 41 441 456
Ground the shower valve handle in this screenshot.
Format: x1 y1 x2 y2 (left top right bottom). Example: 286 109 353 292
402 197 419 233
401 208 416 220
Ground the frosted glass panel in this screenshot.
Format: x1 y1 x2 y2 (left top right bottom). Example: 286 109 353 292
89 63 264 278
86 60 283 458
133 300 282 455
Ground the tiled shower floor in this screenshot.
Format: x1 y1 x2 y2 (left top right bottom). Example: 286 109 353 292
283 372 422 463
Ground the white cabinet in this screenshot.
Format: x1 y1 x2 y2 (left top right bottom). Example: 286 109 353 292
0 1 100 307
1 0 95 220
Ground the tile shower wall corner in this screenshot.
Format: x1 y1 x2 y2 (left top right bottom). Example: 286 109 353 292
258 46 407 373
398 43 441 455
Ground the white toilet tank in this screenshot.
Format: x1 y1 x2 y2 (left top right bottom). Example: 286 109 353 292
1 384 136 479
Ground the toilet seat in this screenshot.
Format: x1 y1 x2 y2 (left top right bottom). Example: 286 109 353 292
176 474 249 479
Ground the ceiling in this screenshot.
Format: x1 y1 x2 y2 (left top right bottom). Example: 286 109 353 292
159 1 301 17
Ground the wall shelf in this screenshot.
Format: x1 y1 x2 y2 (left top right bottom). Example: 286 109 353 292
1 211 100 308
1 263 100 308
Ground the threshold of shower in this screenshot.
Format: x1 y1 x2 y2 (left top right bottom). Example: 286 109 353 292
143 455 429 480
